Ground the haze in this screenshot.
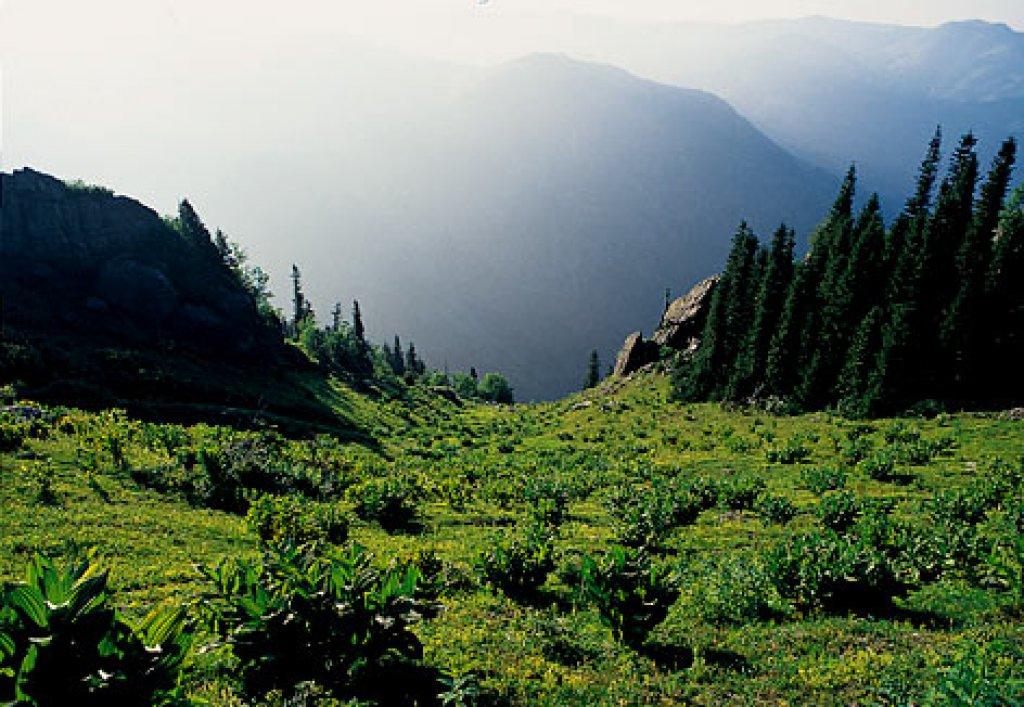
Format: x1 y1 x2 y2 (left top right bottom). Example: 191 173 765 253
3 0 1022 399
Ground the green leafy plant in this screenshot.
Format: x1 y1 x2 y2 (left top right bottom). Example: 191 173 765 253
477 522 555 598
200 543 438 702
0 554 191 706
801 465 848 495
765 434 811 464
245 493 349 546
579 546 678 649
351 476 419 529
818 490 862 531
755 493 796 524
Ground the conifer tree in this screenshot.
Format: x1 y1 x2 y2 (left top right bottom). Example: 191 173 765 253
673 223 758 400
290 265 312 332
352 301 366 343
391 335 406 375
942 138 1017 401
584 350 601 389
331 302 343 331
728 224 795 399
984 185 1024 403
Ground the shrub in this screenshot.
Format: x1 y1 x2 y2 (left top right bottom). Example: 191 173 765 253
245 493 349 546
755 493 796 524
718 475 766 511
818 490 861 532
579 546 678 649
802 465 848 495
859 449 899 482
840 435 874 465
765 435 811 464
476 522 555 598
606 483 676 549
694 555 785 625
765 530 907 611
524 476 570 527
351 477 419 529
0 420 27 453
200 544 438 703
0 554 191 705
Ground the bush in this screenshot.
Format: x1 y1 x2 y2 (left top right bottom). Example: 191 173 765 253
0 420 28 453
818 490 861 532
200 544 438 703
524 477 570 527
755 493 796 525
718 475 766 511
802 465 848 495
476 522 555 598
694 555 785 625
351 477 419 529
0 554 191 705
765 529 908 611
579 546 678 649
859 449 900 482
765 435 811 464
245 493 349 546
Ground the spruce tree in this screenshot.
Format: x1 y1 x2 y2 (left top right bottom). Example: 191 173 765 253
352 301 366 343
392 335 406 375
942 138 1017 401
584 350 601 389
331 302 342 331
290 265 311 333
728 224 795 399
984 185 1024 404
674 223 758 401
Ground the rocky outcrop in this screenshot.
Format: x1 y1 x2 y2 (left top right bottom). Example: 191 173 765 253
652 276 718 350
0 168 278 358
612 276 718 377
612 332 660 377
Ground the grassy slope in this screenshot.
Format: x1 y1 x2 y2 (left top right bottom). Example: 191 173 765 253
2 373 1023 704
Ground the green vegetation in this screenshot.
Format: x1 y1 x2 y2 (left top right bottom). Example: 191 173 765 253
2 374 1022 703
675 131 1023 416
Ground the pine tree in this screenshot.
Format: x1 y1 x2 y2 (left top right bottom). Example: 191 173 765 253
798 166 858 407
942 137 1017 401
584 350 601 389
673 223 758 401
909 133 979 399
470 367 478 381
290 265 312 332
870 133 945 412
984 185 1024 404
728 224 795 399
391 335 406 375
405 343 421 380
331 302 343 331
352 301 366 343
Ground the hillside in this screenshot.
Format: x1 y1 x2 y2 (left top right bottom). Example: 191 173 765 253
0 168 359 433
2 373 1022 703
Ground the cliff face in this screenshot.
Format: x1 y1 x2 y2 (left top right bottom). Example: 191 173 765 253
0 168 276 357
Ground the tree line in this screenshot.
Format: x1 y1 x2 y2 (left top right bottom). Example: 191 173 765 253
674 130 1023 415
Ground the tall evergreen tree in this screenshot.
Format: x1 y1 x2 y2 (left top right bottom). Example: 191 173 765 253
290 265 312 332
331 302 343 331
584 350 601 389
391 335 406 375
352 301 366 343
942 137 1017 401
728 224 795 399
984 185 1024 404
673 223 758 401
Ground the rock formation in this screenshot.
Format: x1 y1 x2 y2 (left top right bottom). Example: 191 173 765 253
0 168 278 358
612 276 718 377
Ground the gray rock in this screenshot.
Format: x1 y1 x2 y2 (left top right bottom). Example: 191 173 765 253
612 331 660 377
652 276 718 349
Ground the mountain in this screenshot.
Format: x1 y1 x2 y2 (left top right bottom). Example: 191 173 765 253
503 16 1024 208
320 55 835 399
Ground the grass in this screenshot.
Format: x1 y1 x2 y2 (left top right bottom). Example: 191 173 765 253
1 372 1023 704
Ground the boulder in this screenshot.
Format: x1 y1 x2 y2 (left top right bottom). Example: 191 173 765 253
652 276 718 349
612 331 660 377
